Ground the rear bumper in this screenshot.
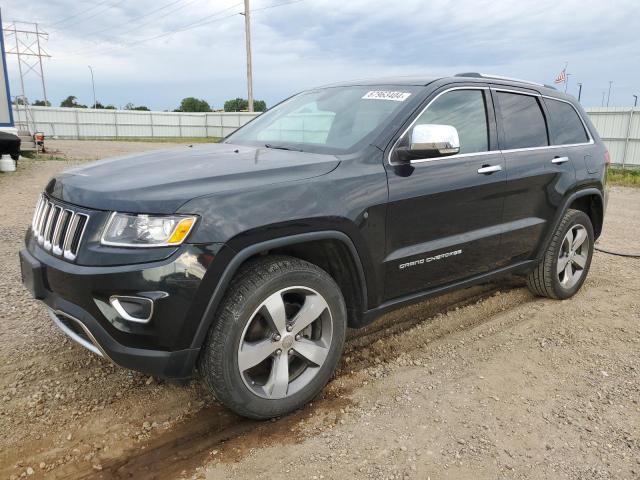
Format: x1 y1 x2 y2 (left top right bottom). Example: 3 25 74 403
20 241 222 378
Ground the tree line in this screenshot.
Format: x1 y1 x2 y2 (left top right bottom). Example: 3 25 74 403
17 96 267 112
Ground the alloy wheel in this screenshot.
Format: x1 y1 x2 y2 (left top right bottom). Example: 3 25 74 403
557 224 589 289
237 286 333 399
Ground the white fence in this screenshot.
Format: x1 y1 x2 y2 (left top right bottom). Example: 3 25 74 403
585 108 639 167
12 105 260 139
11 105 640 167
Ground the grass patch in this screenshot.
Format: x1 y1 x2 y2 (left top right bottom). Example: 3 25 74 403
607 167 640 187
68 137 220 144
19 152 67 161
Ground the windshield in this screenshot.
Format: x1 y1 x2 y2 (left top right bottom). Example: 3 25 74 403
224 85 422 154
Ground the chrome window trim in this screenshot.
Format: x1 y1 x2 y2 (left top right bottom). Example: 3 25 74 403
388 86 595 167
387 86 490 166
405 150 500 165
492 87 542 97
492 88 594 148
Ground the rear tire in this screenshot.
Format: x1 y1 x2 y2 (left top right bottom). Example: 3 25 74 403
199 255 346 419
527 209 594 300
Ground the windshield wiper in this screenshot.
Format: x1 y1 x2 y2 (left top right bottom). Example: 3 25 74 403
264 143 303 152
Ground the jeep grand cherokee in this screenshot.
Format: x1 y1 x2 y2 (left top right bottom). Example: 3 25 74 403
20 73 607 419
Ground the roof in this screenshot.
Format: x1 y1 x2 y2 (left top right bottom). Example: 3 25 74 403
319 73 572 101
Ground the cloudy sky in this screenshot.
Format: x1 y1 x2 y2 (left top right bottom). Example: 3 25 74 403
3 0 640 110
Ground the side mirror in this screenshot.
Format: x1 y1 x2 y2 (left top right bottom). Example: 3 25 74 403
396 124 460 163
410 124 460 156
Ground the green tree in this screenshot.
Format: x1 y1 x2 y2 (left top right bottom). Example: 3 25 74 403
176 97 211 112
124 102 150 111
32 99 51 107
224 98 266 112
60 96 87 108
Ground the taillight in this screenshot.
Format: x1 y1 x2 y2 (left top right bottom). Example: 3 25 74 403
604 150 611 167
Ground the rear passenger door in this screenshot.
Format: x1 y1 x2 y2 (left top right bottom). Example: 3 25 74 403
543 97 593 178
494 88 577 264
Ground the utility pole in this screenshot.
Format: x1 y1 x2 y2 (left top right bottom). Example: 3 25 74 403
606 81 613 107
3 21 50 103
88 65 96 108
242 0 254 112
577 83 582 103
634 95 638 107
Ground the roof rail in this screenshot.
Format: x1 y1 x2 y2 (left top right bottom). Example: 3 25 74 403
454 72 556 89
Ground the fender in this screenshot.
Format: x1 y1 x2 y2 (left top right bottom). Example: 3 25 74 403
189 230 367 350
536 187 603 261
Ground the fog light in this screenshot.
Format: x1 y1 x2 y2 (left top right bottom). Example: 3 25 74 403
109 295 154 324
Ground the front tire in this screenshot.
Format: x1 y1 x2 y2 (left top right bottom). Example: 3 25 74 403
527 209 594 300
199 255 347 419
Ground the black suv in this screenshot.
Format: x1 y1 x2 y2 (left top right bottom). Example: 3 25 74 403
20 73 607 419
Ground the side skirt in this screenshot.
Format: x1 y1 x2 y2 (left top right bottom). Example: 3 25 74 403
359 260 535 327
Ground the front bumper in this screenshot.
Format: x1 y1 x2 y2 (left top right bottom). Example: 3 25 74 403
20 241 223 378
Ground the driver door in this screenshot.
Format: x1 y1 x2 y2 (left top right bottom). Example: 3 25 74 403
383 86 506 300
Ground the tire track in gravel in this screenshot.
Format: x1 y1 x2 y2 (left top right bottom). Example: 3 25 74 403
54 280 536 480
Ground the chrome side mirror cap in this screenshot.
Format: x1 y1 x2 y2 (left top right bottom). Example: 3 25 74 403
410 124 460 156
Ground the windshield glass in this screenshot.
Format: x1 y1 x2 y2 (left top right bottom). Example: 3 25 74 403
224 85 422 154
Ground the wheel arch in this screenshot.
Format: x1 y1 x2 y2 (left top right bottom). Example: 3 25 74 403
190 231 368 350
567 192 604 240
537 188 604 261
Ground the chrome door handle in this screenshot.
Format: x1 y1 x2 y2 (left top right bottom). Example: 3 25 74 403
552 156 569 164
477 165 502 174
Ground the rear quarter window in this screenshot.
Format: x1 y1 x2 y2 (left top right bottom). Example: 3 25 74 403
544 98 590 145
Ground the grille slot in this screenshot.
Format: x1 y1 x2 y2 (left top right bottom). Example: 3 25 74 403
31 195 90 261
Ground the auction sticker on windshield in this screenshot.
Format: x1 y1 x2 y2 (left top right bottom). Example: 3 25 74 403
362 91 412 101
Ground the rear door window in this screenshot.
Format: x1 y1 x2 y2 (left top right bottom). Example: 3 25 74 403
496 92 548 150
544 98 590 145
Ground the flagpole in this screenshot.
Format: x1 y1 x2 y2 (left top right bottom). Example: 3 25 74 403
564 62 569 93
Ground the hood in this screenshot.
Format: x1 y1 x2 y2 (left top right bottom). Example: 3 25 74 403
46 143 340 214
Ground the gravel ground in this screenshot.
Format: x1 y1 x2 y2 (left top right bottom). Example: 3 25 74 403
0 143 638 480
44 139 206 161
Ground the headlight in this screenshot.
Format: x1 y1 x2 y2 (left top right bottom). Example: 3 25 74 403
101 213 197 247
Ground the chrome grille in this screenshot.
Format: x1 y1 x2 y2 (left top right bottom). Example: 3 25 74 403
31 195 90 261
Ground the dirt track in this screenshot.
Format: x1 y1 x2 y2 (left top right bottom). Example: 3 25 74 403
0 147 638 480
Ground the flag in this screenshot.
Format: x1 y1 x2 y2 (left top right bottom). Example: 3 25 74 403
554 69 567 84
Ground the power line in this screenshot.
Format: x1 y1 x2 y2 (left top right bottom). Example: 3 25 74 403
47 0 115 27
59 0 306 58
81 0 191 38
61 0 200 55
98 0 202 41
49 0 128 32
59 2 243 58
